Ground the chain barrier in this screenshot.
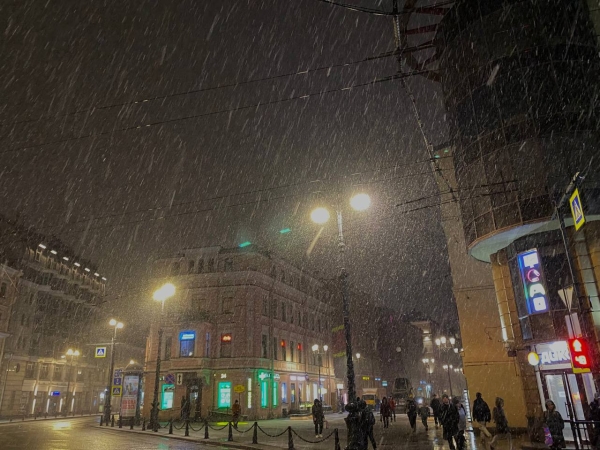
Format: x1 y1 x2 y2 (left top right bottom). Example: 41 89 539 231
290 427 336 444
173 421 187 430
207 422 229 431
188 421 204 432
256 424 289 438
232 423 255 433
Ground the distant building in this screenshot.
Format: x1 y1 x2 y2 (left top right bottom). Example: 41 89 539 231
0 264 20 368
143 245 339 420
0 217 109 417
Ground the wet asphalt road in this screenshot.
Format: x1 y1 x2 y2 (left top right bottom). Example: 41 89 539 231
0 417 214 450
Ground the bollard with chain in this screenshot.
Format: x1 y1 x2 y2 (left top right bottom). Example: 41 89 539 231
130 417 134 430
287 426 294 449
204 420 209 439
100 415 104 426
252 422 258 444
111 415 115 427
142 418 146 431
118 415 122 428
169 420 173 435
334 428 341 450
185 419 190 437
228 422 233 441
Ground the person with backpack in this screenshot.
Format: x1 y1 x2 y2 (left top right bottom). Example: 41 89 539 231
544 400 565 450
472 392 493 442
361 399 377 449
454 397 467 450
312 398 325 438
490 397 511 450
406 395 418 432
440 394 459 450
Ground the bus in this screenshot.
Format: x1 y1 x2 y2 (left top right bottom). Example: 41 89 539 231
392 378 413 413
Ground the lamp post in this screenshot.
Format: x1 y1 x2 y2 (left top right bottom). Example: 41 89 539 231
442 364 453 397
310 193 371 450
150 283 175 432
103 318 124 425
63 349 80 415
312 344 329 402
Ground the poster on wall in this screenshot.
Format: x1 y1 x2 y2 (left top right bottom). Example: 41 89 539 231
121 375 139 417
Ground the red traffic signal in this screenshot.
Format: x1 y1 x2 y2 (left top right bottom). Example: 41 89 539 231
568 337 592 373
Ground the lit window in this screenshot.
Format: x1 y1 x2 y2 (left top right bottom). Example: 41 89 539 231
179 331 195 357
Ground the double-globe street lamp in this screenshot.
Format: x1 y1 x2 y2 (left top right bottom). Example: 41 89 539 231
435 336 462 397
310 192 371 450
63 349 80 415
103 318 124 424
312 344 329 402
150 283 176 431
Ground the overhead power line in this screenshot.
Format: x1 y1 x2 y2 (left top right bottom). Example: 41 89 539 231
312 0 455 16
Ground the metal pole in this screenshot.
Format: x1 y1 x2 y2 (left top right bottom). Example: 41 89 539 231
64 357 73 416
104 328 117 424
318 355 321 401
150 326 163 431
447 367 453 398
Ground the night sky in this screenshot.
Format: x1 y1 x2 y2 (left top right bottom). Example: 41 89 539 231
0 0 456 341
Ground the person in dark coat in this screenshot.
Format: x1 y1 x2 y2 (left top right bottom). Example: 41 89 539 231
406 395 418 432
312 399 325 438
472 393 493 442
380 397 392 428
360 399 377 449
545 400 565 450
490 397 510 450
440 395 459 450
419 403 430 431
589 393 600 449
431 394 442 428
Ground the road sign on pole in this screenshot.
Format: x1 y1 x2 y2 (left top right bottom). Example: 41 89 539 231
112 386 122 396
176 373 183 386
165 373 175 385
569 188 585 231
95 347 106 358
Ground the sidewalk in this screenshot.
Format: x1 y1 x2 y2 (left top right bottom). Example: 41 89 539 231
97 414 535 450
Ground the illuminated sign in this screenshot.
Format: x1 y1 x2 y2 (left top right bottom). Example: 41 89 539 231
220 373 227 379
218 382 232 408
568 337 592 374
258 371 281 381
50 391 60 396
517 249 549 314
535 341 571 371
382 381 388 387
221 334 232 342
161 384 174 409
179 331 195 341
362 376 370 381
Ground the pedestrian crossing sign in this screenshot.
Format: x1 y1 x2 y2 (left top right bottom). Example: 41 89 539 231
95 347 106 358
569 188 585 231
112 386 122 396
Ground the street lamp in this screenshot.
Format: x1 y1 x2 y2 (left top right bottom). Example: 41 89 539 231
103 319 124 425
442 364 454 397
150 283 176 431
310 193 371 450
63 349 80 416
312 344 329 402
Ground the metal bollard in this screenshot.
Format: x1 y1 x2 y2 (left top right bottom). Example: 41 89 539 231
334 428 341 450
100 415 104 427
204 420 209 439
142 418 146 431
228 422 233 441
185 419 190 437
288 426 294 450
169 420 173 435
111 415 115 427
252 422 258 444
118 415 123 428
130 417 134 430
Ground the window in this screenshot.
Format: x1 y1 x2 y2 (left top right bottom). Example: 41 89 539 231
261 381 268 408
291 383 296 404
221 294 233 314
0 283 6 297
281 302 286 322
224 259 233 272
197 259 204 273
297 311 301 326
25 362 35 378
40 364 49 379
273 337 278 360
290 341 295 362
21 314 25 326
207 258 214 272
282 383 288 403
179 331 195 357
205 332 210 357
273 382 278 406
261 335 268 358
164 337 172 361
188 260 195 274
53 365 61 381
303 313 308 329
263 298 269 316
271 299 277 318
220 333 232 358
297 343 302 364
281 340 287 361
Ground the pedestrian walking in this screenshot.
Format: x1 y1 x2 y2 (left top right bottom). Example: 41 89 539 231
419 403 430 431
589 393 600 449
312 399 325 438
454 397 467 450
232 400 241 429
472 392 493 444
406 395 418 432
544 400 565 450
431 394 442 428
361 399 377 449
440 394 459 450
389 397 397 422
490 397 512 450
380 397 392 428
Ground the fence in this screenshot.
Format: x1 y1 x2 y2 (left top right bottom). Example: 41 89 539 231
99 416 343 449
1 411 100 422
569 420 600 450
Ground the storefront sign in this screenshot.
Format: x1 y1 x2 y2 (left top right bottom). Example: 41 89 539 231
535 341 571 371
179 331 195 341
218 382 232 408
518 249 549 314
161 384 174 409
258 370 280 381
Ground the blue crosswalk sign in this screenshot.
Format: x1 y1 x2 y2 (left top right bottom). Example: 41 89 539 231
569 188 585 231
95 347 106 358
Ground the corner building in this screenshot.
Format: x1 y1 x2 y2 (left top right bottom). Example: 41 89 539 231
433 0 600 434
143 245 337 421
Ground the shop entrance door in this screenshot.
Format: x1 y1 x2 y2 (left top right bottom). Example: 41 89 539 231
544 373 590 442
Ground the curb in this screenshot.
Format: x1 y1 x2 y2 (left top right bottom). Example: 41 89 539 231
0 415 101 426
96 426 283 450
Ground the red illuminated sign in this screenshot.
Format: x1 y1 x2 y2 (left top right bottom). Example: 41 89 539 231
568 337 592 373
221 334 232 342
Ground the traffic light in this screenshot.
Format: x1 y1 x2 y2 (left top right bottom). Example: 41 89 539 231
568 337 592 373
